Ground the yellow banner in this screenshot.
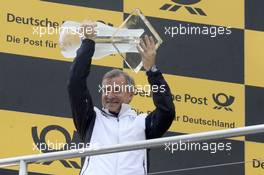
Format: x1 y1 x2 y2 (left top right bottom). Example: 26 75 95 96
125 69 245 140
0 1 123 68
245 141 264 174
0 110 80 175
245 30 264 87
125 0 244 29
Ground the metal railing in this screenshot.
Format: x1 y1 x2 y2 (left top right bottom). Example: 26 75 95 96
1 124 264 175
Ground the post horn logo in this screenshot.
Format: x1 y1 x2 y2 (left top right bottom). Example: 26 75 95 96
160 0 206 16
32 125 82 169
212 93 235 112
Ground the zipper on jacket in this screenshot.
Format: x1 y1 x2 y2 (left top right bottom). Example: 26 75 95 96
80 157 90 175
143 158 147 175
115 117 120 175
116 117 120 143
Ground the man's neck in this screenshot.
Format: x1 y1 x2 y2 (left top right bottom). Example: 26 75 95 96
109 110 119 117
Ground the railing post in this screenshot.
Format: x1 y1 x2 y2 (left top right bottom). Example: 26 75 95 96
19 160 28 175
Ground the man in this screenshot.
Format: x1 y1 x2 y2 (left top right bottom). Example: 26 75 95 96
67 21 175 175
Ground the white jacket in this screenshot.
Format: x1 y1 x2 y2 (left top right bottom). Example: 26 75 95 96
80 104 147 175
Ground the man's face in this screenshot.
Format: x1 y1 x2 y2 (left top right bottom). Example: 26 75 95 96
101 75 133 113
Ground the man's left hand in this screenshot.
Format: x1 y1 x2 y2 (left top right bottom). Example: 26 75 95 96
137 35 157 71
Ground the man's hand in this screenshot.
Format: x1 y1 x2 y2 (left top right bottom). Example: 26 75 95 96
137 35 157 71
79 20 97 40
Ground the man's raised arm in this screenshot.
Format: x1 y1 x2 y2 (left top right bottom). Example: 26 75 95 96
137 35 175 139
67 22 97 141
145 69 175 139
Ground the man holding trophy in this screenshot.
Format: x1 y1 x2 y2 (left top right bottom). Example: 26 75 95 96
67 19 175 175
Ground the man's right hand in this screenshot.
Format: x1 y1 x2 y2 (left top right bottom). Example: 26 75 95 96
79 20 97 40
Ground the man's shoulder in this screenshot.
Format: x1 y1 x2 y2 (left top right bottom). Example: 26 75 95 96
93 106 100 111
127 109 147 118
137 113 148 119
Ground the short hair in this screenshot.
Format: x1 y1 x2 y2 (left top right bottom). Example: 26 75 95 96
102 69 135 87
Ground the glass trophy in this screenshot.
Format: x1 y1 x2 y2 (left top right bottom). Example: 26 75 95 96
112 9 163 73
59 8 163 73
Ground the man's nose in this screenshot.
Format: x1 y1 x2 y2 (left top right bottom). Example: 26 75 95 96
106 91 116 99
